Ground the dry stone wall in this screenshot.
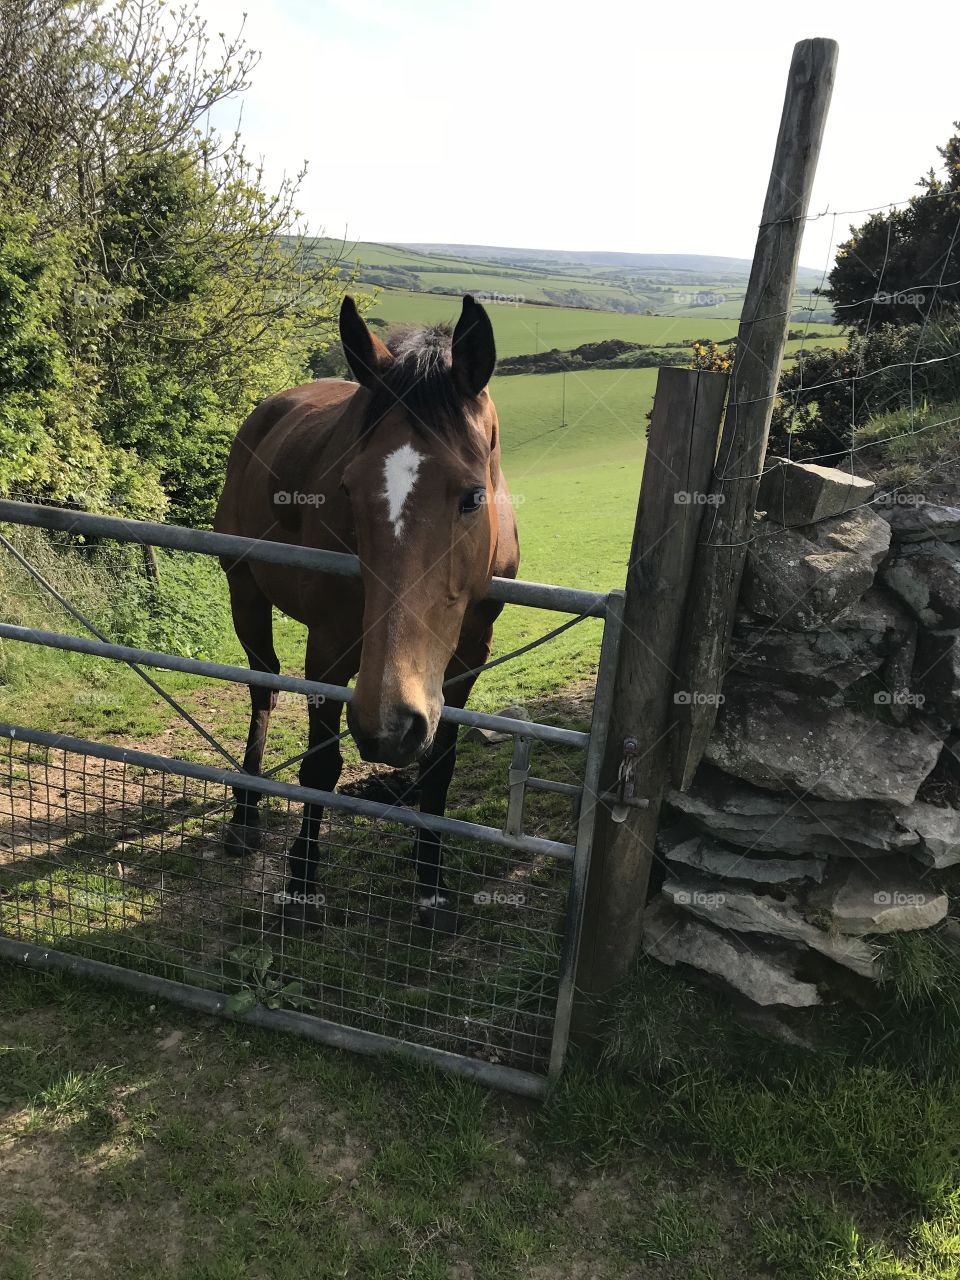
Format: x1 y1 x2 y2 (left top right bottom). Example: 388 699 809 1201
645 458 960 1007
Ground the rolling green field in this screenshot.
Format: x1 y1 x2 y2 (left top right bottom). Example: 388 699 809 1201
319 235 831 323
366 287 841 359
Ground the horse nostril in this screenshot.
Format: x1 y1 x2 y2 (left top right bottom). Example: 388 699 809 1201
394 707 429 756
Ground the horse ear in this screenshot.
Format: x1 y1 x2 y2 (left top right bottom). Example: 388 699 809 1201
339 295 393 389
451 295 496 398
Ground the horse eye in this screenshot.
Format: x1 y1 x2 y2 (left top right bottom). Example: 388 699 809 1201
459 487 485 514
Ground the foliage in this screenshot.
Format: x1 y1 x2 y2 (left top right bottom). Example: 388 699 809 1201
826 123 960 331
0 0 355 526
854 395 960 487
0 206 166 513
224 944 307 1015
689 338 734 372
767 124 960 463
104 548 236 659
768 320 960 462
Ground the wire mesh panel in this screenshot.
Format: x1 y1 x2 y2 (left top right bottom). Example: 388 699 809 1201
0 501 622 1093
0 735 577 1079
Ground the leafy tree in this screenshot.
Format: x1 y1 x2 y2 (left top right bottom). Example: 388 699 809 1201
0 0 355 524
0 206 164 512
825 124 960 331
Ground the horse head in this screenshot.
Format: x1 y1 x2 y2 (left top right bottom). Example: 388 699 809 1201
339 295 504 766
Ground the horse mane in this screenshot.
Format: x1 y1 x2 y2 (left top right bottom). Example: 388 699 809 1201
360 324 483 453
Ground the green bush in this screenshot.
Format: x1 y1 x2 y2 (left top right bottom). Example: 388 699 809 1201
104 550 234 661
768 320 960 463
0 527 234 666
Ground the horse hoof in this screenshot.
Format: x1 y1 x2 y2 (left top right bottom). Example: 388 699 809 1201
276 887 327 931
225 822 261 857
279 903 322 933
417 893 461 936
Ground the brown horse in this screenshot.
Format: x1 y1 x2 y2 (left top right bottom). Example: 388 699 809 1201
214 295 520 931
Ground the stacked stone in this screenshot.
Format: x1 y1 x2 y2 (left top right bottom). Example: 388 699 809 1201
645 459 960 1006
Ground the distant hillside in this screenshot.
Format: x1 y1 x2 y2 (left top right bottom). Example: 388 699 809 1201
301 236 835 323
399 243 823 284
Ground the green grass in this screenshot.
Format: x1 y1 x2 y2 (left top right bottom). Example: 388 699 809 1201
368 286 842 359
854 396 960 491
5 941 960 1279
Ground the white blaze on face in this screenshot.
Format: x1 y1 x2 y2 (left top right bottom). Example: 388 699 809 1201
382 443 424 539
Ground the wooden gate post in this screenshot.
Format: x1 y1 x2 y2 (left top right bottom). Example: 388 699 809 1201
672 37 838 788
573 38 838 1019
574 366 727 1016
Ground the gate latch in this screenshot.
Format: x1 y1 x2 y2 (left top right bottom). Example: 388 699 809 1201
504 734 532 837
604 736 650 823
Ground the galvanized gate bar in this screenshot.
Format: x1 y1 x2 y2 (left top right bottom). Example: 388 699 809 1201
0 500 608 618
0 624 590 750
0 723 577 861
547 590 625 1079
0 500 622 1095
0 939 549 1099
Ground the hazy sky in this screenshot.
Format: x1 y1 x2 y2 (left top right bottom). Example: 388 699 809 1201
198 0 956 271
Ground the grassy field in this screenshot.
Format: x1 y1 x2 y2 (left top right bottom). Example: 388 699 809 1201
319 236 831 322
367 288 842 360
3 529 960 1279
3 239 918 1280
4 857 960 1279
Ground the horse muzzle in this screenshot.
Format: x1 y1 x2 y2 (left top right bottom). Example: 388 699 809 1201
346 702 434 767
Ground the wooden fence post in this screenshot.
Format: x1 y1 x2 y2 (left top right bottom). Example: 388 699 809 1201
574 366 728 1015
672 37 838 789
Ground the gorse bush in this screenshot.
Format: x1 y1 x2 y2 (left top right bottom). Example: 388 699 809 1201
765 122 960 464
826 123 960 332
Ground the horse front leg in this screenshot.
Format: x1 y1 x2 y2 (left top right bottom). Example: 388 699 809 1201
414 618 496 934
224 565 280 857
413 717 463 934
281 620 361 921
282 692 345 917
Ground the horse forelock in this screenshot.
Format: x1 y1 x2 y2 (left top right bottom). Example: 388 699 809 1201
360 324 487 460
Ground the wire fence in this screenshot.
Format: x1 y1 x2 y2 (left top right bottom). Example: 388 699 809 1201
694 187 960 551
0 735 573 1075
0 503 622 1095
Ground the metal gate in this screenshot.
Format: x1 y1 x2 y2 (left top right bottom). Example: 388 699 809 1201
0 499 622 1097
